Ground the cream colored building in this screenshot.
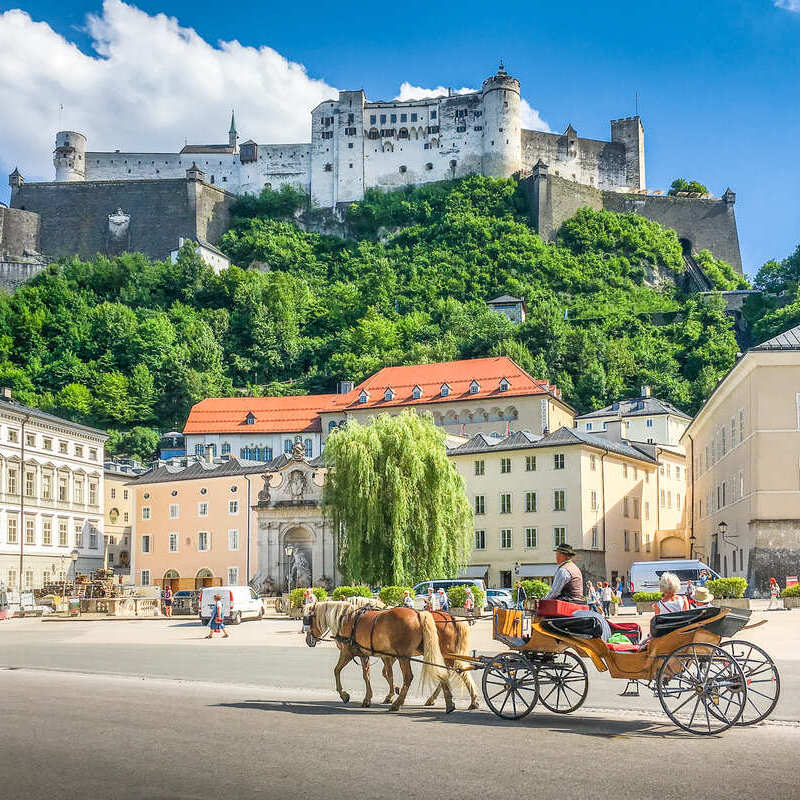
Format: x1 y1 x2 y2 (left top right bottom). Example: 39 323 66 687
681 324 800 594
104 460 145 581
449 421 689 588
0 391 108 591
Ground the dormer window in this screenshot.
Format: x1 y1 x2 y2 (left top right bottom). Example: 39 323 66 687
499 378 510 392
412 385 423 399
359 390 369 404
440 383 451 397
384 388 395 401
245 412 256 425
469 380 480 395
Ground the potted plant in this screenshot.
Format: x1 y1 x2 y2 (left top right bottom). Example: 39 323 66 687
706 578 750 609
513 579 549 610
632 591 660 614
609 591 622 616
447 585 486 617
378 586 413 606
781 583 800 609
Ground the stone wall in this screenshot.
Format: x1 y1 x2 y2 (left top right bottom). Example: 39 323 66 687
11 178 236 262
0 206 41 258
0 260 46 291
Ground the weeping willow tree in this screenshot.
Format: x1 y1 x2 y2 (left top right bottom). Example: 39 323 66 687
323 410 473 586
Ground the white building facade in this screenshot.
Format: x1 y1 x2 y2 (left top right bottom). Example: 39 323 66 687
0 393 108 591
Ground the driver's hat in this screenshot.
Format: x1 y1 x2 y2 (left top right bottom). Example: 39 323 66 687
554 543 576 557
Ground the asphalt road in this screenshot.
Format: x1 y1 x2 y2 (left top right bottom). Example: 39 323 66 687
1 668 798 800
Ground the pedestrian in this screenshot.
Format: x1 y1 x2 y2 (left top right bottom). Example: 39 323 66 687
685 579 695 606
424 587 437 611
601 581 612 616
515 580 527 611
585 580 597 612
437 587 450 612
463 586 475 614
301 588 317 633
615 577 623 597
401 589 414 608
163 584 174 618
767 577 782 610
698 569 710 587
205 593 228 639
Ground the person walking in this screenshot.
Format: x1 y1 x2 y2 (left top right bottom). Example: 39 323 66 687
685 579 696 606
698 570 710 587
437 588 450 612
767 577 782 610
515 580 527 611
424 587 437 611
615 577 623 598
163 585 174 618
206 593 228 639
463 586 475 615
601 581 612 616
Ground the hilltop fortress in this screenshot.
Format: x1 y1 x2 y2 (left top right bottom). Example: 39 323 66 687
2 64 742 278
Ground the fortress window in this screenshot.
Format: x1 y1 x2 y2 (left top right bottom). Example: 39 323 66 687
504 101 508 108
398 128 409 139
499 127 504 132
210 176 215 183
349 163 353 168
474 126 483 131
428 111 434 120
348 143 353 149
222 176 227 182
324 163 333 172
390 114 397 123
344 127 357 136
156 169 160 174
424 143 431 150
450 160 457 168
399 165 407 174
474 110 482 118
348 113 354 123
456 125 466 133
427 125 439 134
127 169 131 174
321 131 333 139
370 115 376 124
400 113 407 122
380 114 386 124
425 162 433 170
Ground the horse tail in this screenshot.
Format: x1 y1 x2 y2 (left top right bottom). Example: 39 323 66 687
419 610 448 691
449 617 477 698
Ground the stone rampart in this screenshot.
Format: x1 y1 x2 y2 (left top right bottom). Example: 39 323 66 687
0 206 41 259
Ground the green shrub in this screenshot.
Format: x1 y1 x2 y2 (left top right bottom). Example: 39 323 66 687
781 584 800 598
446 584 486 610
378 586 413 606
332 585 373 601
289 586 327 608
632 592 661 603
512 580 550 603
706 577 747 599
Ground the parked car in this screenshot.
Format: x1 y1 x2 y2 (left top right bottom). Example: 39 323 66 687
485 588 513 609
411 578 487 610
198 586 264 625
172 589 201 615
629 560 720 595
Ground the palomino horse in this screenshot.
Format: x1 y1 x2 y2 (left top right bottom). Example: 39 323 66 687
310 601 459 712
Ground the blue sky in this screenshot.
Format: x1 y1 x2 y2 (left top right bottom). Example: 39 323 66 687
1 0 799 273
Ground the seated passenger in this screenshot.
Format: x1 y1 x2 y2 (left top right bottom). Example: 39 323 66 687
652 572 690 614
543 544 584 603
692 586 714 608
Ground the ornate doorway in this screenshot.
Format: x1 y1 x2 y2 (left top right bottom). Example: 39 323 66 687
195 568 215 589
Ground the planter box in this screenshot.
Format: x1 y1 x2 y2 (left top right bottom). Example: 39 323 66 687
782 597 800 609
450 606 484 619
609 603 619 616
718 598 751 610
288 607 302 619
635 602 654 614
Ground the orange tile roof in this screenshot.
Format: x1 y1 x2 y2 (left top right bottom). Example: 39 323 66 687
183 395 338 434
334 356 559 410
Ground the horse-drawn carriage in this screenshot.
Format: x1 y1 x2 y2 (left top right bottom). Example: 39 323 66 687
481 599 779 734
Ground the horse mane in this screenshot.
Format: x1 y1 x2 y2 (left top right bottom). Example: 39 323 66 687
315 601 354 636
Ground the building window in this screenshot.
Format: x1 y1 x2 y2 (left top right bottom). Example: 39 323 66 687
553 527 566 547
25 433 35 447
43 437 52 451
142 507 151 520
474 495 485 515
89 528 98 549
525 491 537 513
7 428 18 443
554 454 565 470
123 513 129 524
623 497 629 517
590 490 597 511
500 493 512 514
500 457 511 474
124 490 128 500
500 529 512 549
141 570 151 586
59 441 67 454
229 500 239 515
590 455 597 471
440 383 450 397
645 501 650 520
56 475 67 501
624 530 630 551
89 448 98 461
553 490 566 511
227 567 240 585
58 520 67 547
24 518 35 545
474 460 485 476
198 502 209 517
623 463 628 478
74 445 83 457
89 483 98 505
228 529 240 551
646 418 653 428
169 504 179 519
284 440 293 453
526 456 536 471
304 439 313 457
474 529 486 550
7 467 17 495
141 535 151 553
633 498 639 519
42 519 52 546
221 442 231 456
591 526 599 549
74 480 84 504
25 470 35 497
525 527 537 548
169 533 178 552
42 474 53 500
634 531 641 552
198 531 210 552
25 570 34 589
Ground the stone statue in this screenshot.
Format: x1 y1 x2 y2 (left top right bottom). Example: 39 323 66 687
257 473 272 504
287 469 307 501
288 548 312 589
291 435 305 460
108 208 130 239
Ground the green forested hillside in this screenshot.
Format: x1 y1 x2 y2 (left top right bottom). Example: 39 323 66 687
0 176 769 460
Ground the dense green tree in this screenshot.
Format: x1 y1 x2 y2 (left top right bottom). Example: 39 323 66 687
668 178 710 196
323 411 472 585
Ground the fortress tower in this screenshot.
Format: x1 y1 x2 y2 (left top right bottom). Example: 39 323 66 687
481 62 522 178
54 131 87 182
610 116 645 190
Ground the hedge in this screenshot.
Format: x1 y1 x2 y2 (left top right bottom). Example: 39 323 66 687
378 586 413 606
512 580 550 603
289 586 328 608
332 585 373 601
781 584 800 598
632 592 661 603
706 577 747 599
447 584 485 610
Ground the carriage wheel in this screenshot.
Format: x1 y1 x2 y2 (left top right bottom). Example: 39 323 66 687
657 643 746 735
719 640 780 725
481 653 539 720
536 651 589 714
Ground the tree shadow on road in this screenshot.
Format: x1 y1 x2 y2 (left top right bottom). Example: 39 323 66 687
213 699 695 739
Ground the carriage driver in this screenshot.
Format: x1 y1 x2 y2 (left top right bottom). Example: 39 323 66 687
543 543 584 603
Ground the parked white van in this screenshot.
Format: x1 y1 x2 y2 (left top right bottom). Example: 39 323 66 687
411 578 487 610
629 560 720 595
199 586 264 625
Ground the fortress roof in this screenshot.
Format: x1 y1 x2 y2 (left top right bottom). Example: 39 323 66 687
180 144 235 154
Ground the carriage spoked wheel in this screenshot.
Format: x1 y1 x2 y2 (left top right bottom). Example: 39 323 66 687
719 640 780 725
535 651 589 714
657 643 746 735
481 652 539 720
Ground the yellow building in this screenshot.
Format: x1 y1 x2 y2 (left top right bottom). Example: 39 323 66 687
104 460 144 582
681 324 800 594
449 421 689 588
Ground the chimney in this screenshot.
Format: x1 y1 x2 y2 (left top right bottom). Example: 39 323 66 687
640 385 651 398
604 419 624 441
1 387 11 400
337 380 354 395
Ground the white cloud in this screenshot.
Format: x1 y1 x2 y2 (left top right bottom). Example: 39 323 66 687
396 82 550 132
775 1 800 11
0 1 338 187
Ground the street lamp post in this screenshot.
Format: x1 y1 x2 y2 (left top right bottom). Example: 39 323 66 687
284 545 294 595
689 532 696 559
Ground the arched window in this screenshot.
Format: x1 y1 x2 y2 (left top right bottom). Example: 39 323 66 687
398 128 409 139
440 383 451 397
221 442 231 455
328 420 338 432
304 439 313 457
